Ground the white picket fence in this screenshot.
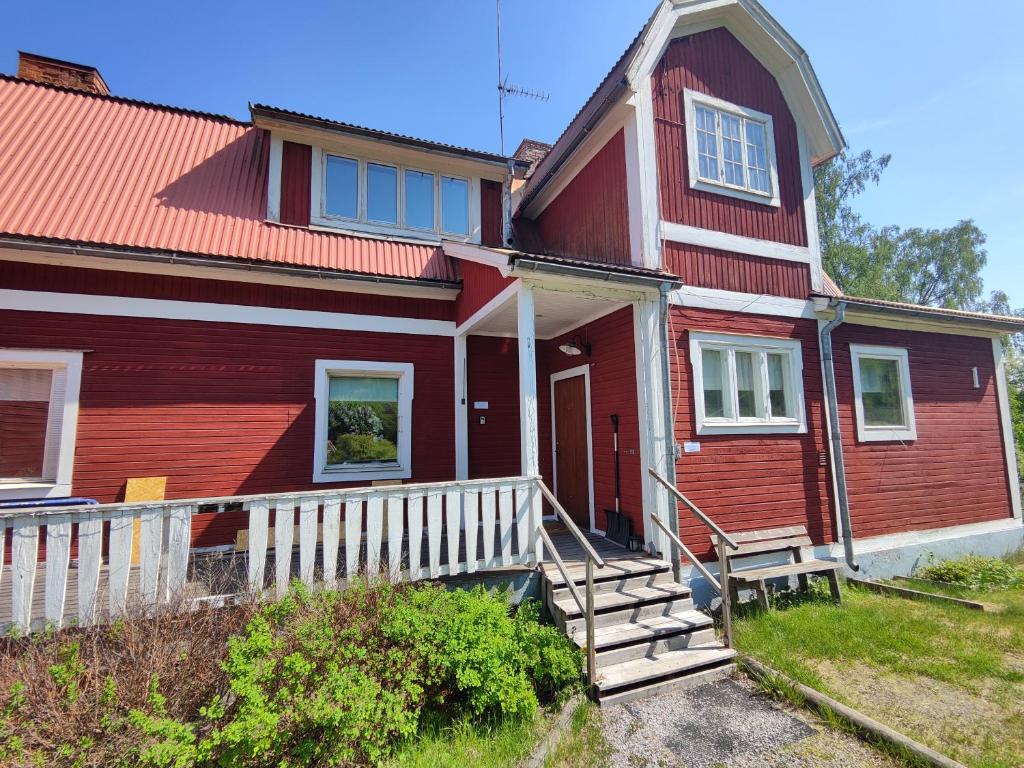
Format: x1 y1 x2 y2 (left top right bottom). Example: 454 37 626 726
0 476 541 635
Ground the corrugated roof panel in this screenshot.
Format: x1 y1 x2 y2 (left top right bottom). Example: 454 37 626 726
0 76 458 283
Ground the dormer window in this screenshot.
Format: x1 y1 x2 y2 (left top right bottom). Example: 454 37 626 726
316 151 473 239
684 89 780 207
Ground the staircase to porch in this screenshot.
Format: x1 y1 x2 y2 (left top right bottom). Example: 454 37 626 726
540 530 735 705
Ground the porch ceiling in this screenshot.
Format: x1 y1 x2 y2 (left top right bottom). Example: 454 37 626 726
470 288 628 340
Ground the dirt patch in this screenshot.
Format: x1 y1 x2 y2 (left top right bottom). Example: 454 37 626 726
813 659 1024 766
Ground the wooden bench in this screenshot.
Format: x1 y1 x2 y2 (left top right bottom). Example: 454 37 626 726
711 525 843 610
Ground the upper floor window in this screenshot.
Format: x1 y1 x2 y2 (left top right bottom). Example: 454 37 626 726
684 89 780 207
320 152 471 238
850 345 917 442
689 332 806 435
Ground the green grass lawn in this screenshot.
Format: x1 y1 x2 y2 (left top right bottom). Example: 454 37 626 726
387 714 544 768
732 575 1024 768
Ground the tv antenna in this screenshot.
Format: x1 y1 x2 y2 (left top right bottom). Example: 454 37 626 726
495 0 549 155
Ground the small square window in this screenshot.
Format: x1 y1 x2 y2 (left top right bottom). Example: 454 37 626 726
366 163 398 224
313 360 413 482
441 176 469 235
689 333 806 435
324 155 358 219
0 351 83 500
850 345 917 442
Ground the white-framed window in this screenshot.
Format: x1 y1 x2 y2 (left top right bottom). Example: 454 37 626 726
689 332 806 434
850 345 917 442
312 360 414 483
683 89 780 207
318 151 473 239
0 350 83 500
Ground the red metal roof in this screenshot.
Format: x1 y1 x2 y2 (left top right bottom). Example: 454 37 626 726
0 76 459 283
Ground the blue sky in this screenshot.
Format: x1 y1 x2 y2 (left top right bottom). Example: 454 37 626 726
3 1 1020 305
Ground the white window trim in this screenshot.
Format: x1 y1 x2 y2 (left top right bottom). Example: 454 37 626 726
849 344 917 443
0 349 83 501
683 89 781 207
313 148 477 243
313 360 414 483
689 332 806 435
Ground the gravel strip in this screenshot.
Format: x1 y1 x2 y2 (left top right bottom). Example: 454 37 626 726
600 674 898 768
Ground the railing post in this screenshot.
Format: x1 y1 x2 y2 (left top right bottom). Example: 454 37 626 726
585 556 597 690
718 539 732 648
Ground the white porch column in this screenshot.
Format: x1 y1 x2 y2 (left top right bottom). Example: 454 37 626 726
634 296 673 558
517 283 540 478
454 333 468 481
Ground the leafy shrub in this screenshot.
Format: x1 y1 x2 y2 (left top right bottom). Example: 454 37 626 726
917 554 1024 591
3 581 581 767
329 402 385 439
329 433 398 463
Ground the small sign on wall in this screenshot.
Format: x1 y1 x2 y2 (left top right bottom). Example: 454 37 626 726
473 401 489 410
683 442 701 454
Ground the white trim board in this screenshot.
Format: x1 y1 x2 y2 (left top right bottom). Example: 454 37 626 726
550 364 597 534
993 338 1023 519
455 280 521 337
0 289 456 337
849 344 918 443
670 286 817 319
0 248 458 301
661 221 812 264
442 240 514 275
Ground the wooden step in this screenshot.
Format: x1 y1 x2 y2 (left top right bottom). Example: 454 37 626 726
595 626 718 667
594 643 737 698
552 569 676 601
563 595 695 634
542 556 670 588
552 582 691 620
596 662 736 707
581 609 714 651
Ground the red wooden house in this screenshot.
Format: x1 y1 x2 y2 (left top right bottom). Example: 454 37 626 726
1 0 1022 699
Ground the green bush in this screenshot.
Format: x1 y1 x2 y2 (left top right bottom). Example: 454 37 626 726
125 582 580 767
329 433 398 463
917 554 1024 591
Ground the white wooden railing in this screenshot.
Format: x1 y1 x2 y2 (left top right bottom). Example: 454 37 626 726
0 476 541 635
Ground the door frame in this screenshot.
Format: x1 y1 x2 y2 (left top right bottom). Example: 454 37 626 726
549 363 597 533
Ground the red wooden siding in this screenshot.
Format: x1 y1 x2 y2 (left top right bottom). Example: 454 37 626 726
669 307 834 557
466 335 521 479
531 129 632 266
0 309 455 549
664 242 812 299
454 260 515 326
832 325 1014 538
480 179 504 247
280 141 312 226
0 262 454 321
538 307 644 535
654 29 808 247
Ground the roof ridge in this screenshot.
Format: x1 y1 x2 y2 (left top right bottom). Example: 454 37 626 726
0 73 249 126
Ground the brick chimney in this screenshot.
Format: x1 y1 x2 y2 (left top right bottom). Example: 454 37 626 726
17 51 109 95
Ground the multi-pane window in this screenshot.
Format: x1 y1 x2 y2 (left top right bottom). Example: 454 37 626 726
313 361 414 482
685 90 778 205
322 154 471 238
850 345 917 442
690 333 805 434
0 351 82 499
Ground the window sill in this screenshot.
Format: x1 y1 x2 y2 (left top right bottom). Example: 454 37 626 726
696 422 807 436
690 178 781 208
856 428 917 443
312 466 412 484
0 482 72 501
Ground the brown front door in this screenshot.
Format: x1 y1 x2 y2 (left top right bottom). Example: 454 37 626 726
553 374 590 528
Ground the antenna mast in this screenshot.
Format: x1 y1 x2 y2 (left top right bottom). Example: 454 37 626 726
495 0 548 156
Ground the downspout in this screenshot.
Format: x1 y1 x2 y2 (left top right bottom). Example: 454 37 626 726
658 282 684 582
819 301 859 571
